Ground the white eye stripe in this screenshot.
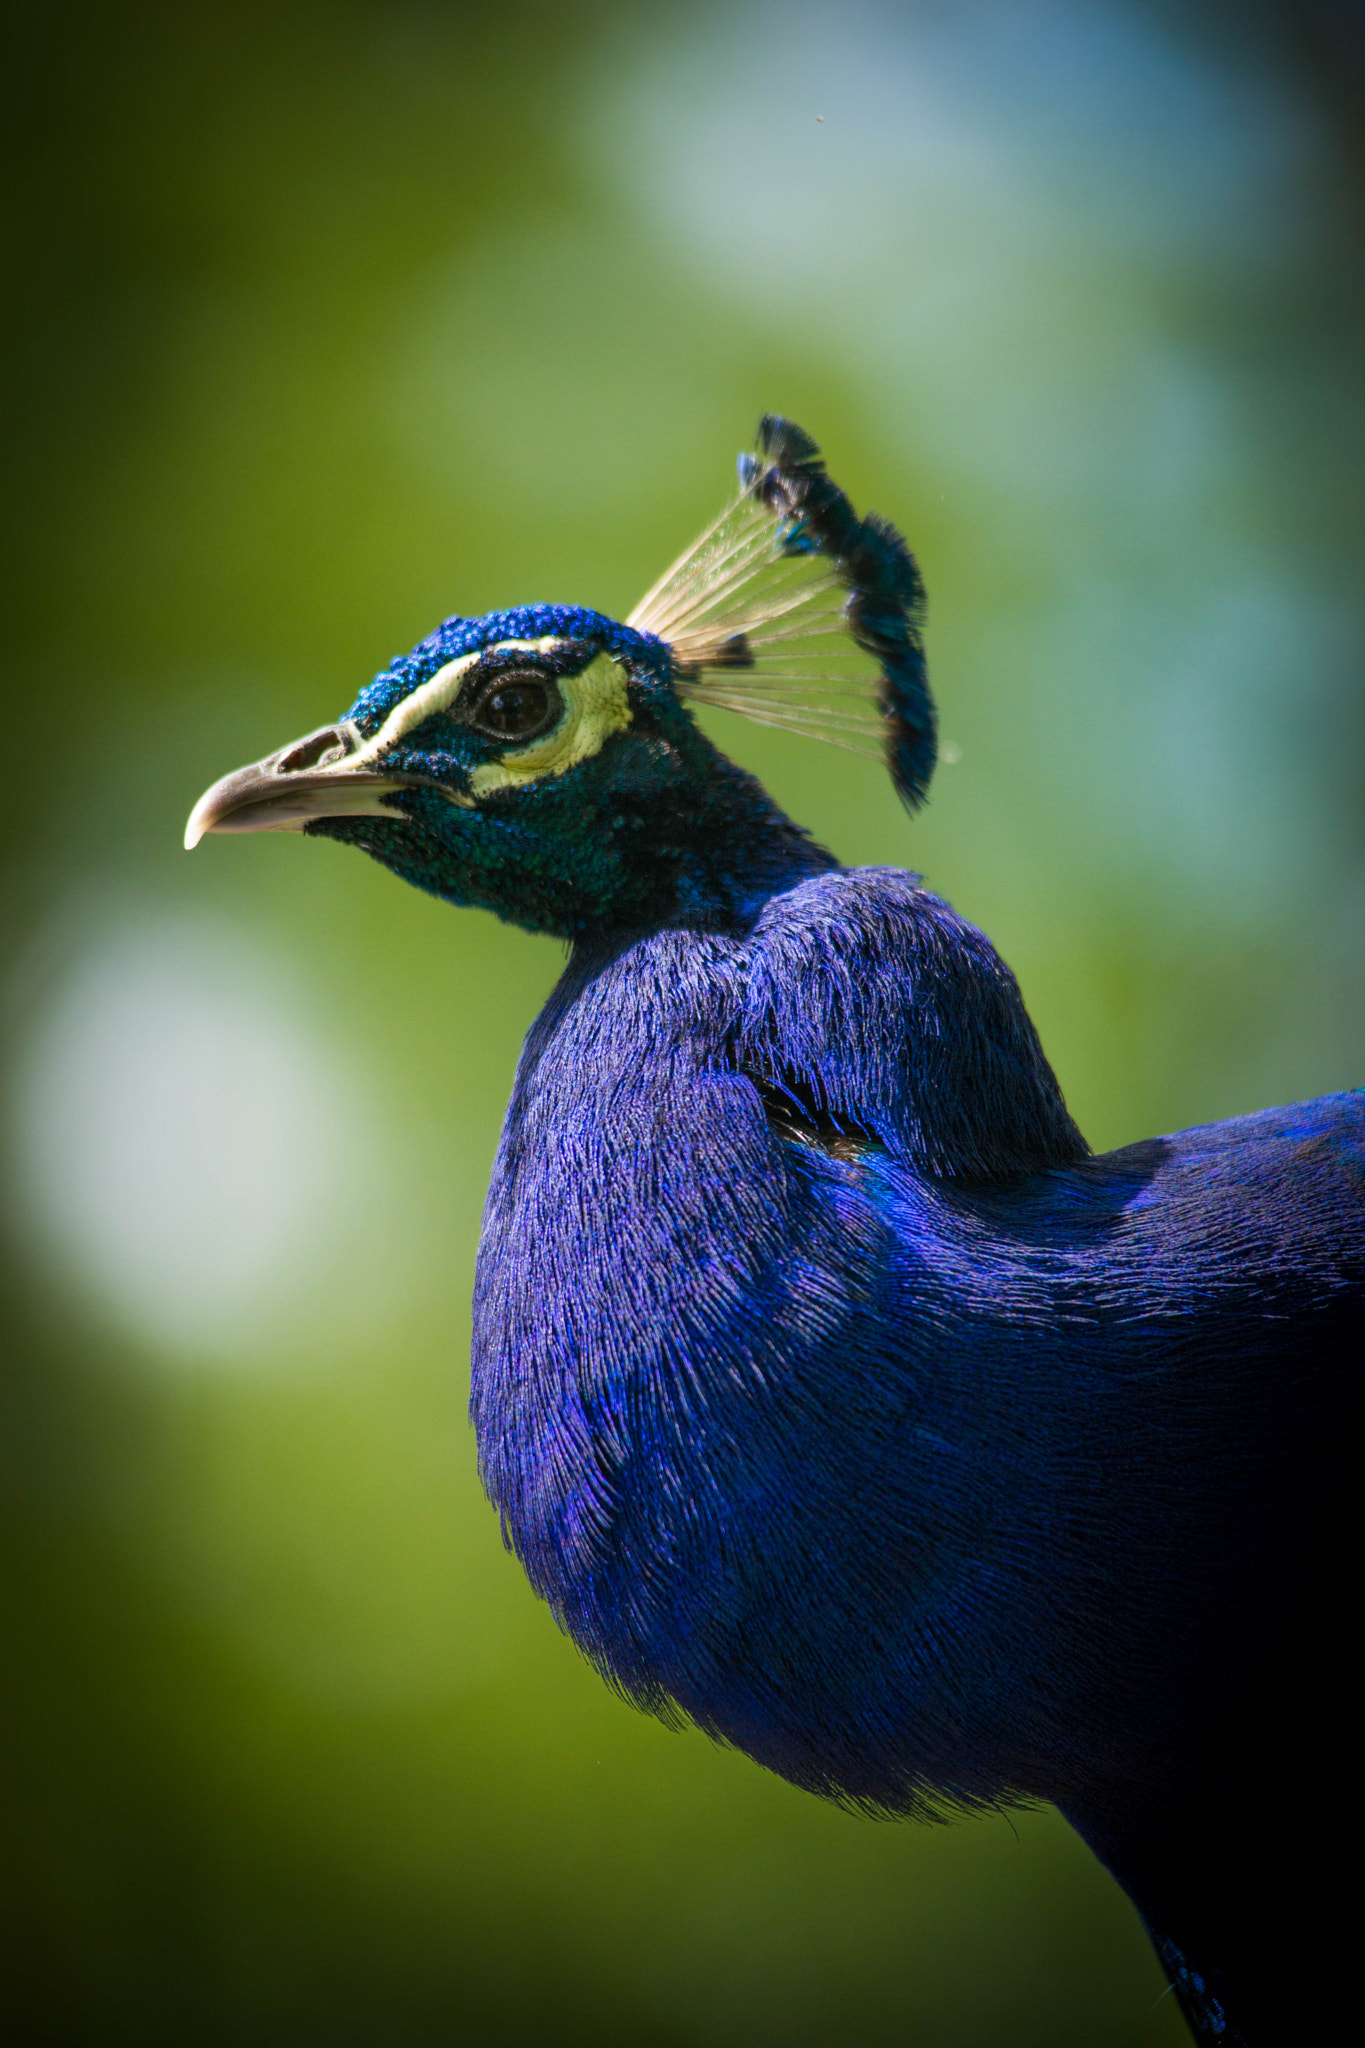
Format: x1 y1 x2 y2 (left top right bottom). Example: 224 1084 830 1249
343 637 566 770
467 652 632 800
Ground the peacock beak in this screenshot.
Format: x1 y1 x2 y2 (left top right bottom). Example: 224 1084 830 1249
184 724 413 849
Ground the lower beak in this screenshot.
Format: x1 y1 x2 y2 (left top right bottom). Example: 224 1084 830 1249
184 726 413 850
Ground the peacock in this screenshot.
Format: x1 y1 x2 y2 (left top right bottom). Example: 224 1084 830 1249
187 418 1356 2045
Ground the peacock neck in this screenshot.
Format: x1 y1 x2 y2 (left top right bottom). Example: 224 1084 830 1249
576 739 840 947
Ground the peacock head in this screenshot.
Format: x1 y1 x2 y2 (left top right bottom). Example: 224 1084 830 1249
186 418 937 941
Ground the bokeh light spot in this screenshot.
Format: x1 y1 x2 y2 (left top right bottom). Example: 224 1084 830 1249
6 902 394 1365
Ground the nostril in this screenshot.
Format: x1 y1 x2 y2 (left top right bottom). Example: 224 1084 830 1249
277 725 355 775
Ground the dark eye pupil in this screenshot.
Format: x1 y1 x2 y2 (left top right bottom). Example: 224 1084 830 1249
475 678 553 739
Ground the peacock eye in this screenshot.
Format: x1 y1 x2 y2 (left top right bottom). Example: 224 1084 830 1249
467 672 560 742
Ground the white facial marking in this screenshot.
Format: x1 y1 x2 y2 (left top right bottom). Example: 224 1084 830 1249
341 637 566 771
327 638 633 805
467 651 632 800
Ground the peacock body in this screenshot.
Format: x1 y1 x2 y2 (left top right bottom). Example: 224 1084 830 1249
189 419 1357 2045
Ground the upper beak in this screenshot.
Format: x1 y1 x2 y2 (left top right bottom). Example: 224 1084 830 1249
184 723 413 850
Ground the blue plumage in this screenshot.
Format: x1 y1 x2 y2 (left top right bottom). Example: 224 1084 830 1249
187 420 1357 2046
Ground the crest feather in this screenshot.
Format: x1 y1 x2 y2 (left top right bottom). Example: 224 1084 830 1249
628 417 937 808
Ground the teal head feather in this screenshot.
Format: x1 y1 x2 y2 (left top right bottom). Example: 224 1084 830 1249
186 417 933 938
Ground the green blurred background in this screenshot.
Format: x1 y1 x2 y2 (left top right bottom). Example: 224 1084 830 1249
3 4 1362 2042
